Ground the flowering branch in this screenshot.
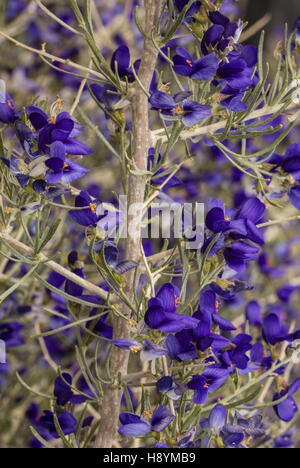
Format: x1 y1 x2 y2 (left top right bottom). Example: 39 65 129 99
93 0 162 448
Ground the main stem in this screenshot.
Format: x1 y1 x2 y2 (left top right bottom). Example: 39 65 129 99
94 0 162 448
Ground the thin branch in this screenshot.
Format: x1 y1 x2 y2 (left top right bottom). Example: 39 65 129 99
0 31 105 81
0 231 109 301
150 102 296 144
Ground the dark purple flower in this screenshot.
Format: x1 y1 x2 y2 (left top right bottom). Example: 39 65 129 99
201 11 242 55
45 141 89 184
90 83 120 110
69 191 99 227
39 410 77 439
281 144 300 181
156 376 174 393
262 313 289 345
173 49 218 81
273 378 300 422
0 322 24 347
174 0 201 18
206 197 266 245
274 432 294 448
111 45 136 82
165 330 198 361
246 300 262 326
187 367 229 404
26 106 93 155
54 373 88 406
118 405 175 437
217 58 254 89
222 432 244 448
0 92 17 123
144 283 199 333
149 91 211 127
224 241 260 272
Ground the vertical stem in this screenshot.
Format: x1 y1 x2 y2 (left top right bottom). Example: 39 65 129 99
94 0 162 448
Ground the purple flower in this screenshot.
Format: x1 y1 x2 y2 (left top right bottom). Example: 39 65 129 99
165 330 198 361
281 144 300 181
54 373 88 406
197 290 236 332
273 378 300 422
246 300 262 326
207 404 227 433
156 376 174 393
262 313 289 345
45 141 89 184
174 0 201 18
279 145 300 210
0 322 24 347
26 106 93 155
0 92 17 123
118 405 175 437
187 367 229 404
39 410 77 439
111 339 143 352
201 11 241 55
144 283 199 333
173 49 218 81
206 197 266 245
217 58 254 89
149 91 211 127
222 414 263 448
90 83 120 110
224 241 260 272
111 45 137 82
69 191 99 227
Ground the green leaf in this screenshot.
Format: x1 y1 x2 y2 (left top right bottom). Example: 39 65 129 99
0 264 39 304
36 219 61 253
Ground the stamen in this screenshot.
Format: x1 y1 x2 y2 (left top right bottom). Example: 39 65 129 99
175 295 181 306
130 346 142 353
49 116 57 124
129 319 137 327
4 207 13 214
89 203 97 214
173 105 184 115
